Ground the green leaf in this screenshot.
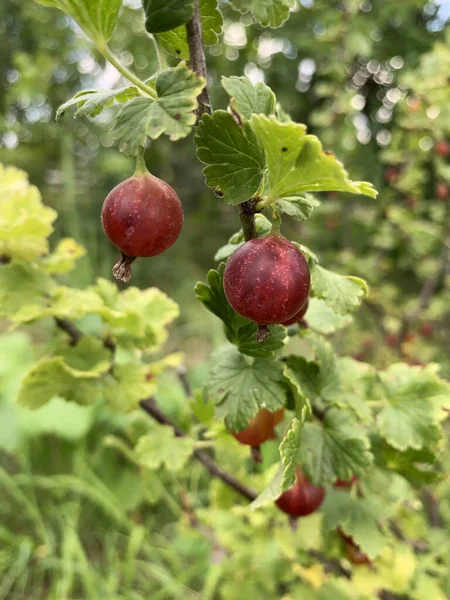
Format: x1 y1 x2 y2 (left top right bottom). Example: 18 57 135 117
135 427 194 471
103 364 156 412
322 490 388 559
305 297 352 335
333 357 373 423
376 363 446 451
300 408 373 486
249 115 377 201
214 213 272 261
221 76 276 120
250 462 284 509
0 263 54 319
41 238 86 274
229 0 295 28
274 195 318 222
371 437 440 487
280 413 307 490
285 335 339 406
204 344 286 430
35 0 122 43
190 389 215 423
56 87 139 120
20 396 97 441
195 110 265 205
60 336 112 375
143 0 193 34
111 62 204 154
158 0 223 59
195 263 286 358
17 356 106 409
311 264 368 316
0 163 57 261
251 411 308 509
95 279 179 350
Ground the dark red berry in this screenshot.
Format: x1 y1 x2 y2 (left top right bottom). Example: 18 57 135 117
435 141 450 158
384 166 399 184
275 469 325 518
231 408 284 447
385 333 398 347
334 475 357 488
281 299 309 326
223 235 310 325
101 173 183 281
435 183 449 201
420 322 433 337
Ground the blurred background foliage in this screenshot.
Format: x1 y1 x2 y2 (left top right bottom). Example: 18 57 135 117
0 0 449 598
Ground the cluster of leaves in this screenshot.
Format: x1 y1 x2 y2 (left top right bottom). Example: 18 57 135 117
3 1 450 598
0 163 179 416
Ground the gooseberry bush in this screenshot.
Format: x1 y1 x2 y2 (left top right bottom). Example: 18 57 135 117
2 0 450 598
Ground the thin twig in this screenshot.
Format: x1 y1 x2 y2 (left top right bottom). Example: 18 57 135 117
140 397 258 501
421 487 444 528
308 550 351 579
186 0 211 119
54 317 83 345
176 364 193 397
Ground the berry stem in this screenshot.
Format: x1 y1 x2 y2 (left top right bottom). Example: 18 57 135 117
112 253 136 282
251 445 263 463
238 199 258 241
134 146 149 176
101 45 158 99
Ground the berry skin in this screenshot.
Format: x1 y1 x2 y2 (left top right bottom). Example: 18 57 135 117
231 408 284 447
281 299 309 327
334 475 357 488
435 141 450 158
223 235 310 325
275 469 325 518
101 173 183 281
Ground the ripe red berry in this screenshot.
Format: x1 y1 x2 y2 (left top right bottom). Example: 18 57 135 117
385 333 398 347
275 469 325 518
420 322 433 337
384 166 399 184
281 299 309 326
231 408 284 447
101 173 183 281
435 141 450 158
334 475 357 488
223 235 310 326
435 183 449 201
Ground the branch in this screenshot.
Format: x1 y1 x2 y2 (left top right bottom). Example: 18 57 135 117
239 199 259 242
421 487 444 528
140 397 258 501
308 549 351 579
186 0 211 119
54 317 83 345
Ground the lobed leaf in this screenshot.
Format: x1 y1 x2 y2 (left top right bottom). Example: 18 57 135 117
112 62 204 154
204 344 287 430
195 110 265 205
